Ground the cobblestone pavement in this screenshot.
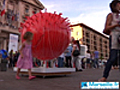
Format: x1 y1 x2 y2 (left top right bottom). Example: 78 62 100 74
0 68 120 90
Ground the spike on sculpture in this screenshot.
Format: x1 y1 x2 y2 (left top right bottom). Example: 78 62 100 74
19 10 71 60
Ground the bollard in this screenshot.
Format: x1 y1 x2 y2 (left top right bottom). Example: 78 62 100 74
0 59 8 71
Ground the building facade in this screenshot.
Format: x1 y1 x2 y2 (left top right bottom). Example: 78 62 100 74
0 0 44 50
71 23 109 59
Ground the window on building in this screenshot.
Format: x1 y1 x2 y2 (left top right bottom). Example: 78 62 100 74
104 40 107 44
91 34 93 37
100 38 102 42
101 53 103 57
94 35 96 40
94 41 96 45
94 46 97 50
86 32 89 37
83 37 85 41
25 5 29 8
91 40 93 44
83 30 85 35
76 32 79 35
100 43 102 47
24 5 29 14
25 8 29 13
105 49 107 52
86 39 90 44
105 45 107 48
106 54 108 57
9 0 13 4
33 8 37 14
91 46 93 50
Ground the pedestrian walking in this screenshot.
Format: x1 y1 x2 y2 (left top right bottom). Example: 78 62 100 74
13 51 19 67
90 52 95 69
65 43 72 68
99 0 120 81
72 40 82 71
9 50 13 68
86 50 91 69
16 31 36 80
94 48 99 69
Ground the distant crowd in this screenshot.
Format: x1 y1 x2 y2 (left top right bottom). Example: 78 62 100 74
0 38 119 71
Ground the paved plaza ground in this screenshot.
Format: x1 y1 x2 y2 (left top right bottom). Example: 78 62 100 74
0 68 120 90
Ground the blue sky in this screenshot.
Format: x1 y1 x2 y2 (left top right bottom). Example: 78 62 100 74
40 0 112 33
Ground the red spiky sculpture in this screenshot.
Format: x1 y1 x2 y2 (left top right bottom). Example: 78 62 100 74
19 10 71 60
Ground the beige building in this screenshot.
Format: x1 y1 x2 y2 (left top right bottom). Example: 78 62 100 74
0 0 44 50
71 23 109 59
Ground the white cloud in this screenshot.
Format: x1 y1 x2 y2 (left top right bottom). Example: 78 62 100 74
70 10 110 33
41 0 79 13
40 0 111 33
44 4 55 12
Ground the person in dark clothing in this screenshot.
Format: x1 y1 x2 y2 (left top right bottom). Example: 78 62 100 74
13 51 19 67
9 50 13 68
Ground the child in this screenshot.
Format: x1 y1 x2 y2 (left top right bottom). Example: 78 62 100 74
16 31 36 80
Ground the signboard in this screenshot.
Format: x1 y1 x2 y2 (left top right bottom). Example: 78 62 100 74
8 34 18 52
81 82 119 89
80 45 88 57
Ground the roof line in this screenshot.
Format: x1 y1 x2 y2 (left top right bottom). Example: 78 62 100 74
70 23 109 39
21 0 45 10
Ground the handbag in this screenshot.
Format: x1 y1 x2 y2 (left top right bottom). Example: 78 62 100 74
73 50 80 57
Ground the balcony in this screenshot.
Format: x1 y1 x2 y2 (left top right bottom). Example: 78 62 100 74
0 33 8 38
0 23 19 34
